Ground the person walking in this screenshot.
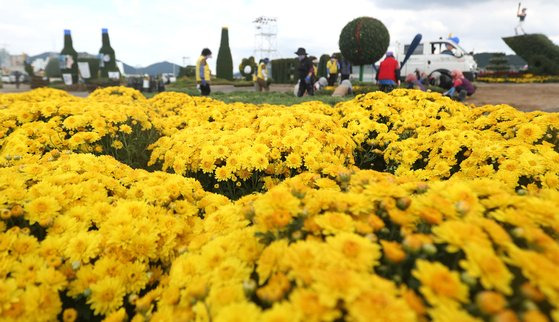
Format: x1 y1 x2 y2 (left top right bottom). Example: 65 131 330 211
515 3 527 35
295 47 314 97
376 51 400 92
339 57 352 81
256 58 270 92
326 55 340 86
196 48 212 96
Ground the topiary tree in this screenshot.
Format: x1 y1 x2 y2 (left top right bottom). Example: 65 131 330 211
45 57 62 79
270 58 298 84
239 56 257 81
24 61 35 77
339 17 389 81
503 34 559 75
216 27 234 80
486 53 510 72
318 54 330 78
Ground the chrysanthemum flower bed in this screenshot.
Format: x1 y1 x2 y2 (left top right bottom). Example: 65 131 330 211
0 87 558 321
477 73 559 83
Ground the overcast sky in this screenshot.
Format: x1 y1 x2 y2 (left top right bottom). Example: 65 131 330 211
2 0 558 70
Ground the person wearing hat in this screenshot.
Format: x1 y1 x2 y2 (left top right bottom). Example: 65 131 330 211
295 47 314 97
376 51 400 93
196 48 212 96
326 54 340 86
256 58 270 92
441 43 456 56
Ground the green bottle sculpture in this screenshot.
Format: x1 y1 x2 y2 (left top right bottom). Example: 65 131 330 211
60 29 78 84
99 28 119 78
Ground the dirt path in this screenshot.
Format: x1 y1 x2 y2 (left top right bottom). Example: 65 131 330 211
467 83 559 112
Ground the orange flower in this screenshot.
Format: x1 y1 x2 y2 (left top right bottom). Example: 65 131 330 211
367 214 385 231
523 310 549 322
521 283 546 302
63 308 78 322
494 310 519 322
403 288 426 315
381 240 406 263
476 291 506 314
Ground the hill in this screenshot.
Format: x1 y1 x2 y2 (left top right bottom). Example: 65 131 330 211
474 53 527 71
28 52 182 76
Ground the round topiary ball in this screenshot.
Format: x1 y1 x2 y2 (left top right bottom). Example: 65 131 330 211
339 17 390 66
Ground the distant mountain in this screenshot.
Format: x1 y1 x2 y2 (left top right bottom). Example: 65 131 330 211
133 61 182 76
112 61 183 76
28 52 182 76
474 52 527 70
29 52 58 61
29 52 98 60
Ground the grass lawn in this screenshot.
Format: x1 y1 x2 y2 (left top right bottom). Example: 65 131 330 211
145 89 354 105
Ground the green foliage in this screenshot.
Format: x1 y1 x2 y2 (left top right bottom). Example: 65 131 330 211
339 17 390 66
95 121 161 171
178 65 196 78
239 56 257 81
61 32 79 83
208 91 351 106
78 58 100 79
216 27 234 80
270 58 298 84
45 57 62 78
503 34 559 75
486 53 510 72
318 54 330 78
99 30 119 78
24 61 35 77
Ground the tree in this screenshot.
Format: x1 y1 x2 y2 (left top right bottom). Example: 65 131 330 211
485 53 510 72
216 27 234 80
45 57 62 78
178 65 196 78
339 17 389 81
24 61 35 77
318 54 330 78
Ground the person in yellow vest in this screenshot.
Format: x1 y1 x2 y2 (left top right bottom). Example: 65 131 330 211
196 48 212 96
326 55 340 86
256 58 270 92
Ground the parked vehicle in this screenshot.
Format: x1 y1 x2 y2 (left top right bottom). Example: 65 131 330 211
393 38 477 89
2 71 30 83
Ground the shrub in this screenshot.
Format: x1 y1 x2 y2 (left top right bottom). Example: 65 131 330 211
339 17 390 66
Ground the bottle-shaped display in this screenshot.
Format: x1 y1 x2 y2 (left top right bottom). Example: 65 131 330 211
59 29 78 85
99 28 119 79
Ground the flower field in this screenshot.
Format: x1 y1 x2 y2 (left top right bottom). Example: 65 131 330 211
1 87 559 321
477 73 559 83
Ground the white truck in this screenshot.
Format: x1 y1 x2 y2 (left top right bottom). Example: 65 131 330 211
393 38 478 88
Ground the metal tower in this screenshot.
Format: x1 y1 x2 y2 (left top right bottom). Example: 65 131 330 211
253 16 278 61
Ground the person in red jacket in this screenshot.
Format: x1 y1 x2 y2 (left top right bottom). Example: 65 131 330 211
375 52 401 92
